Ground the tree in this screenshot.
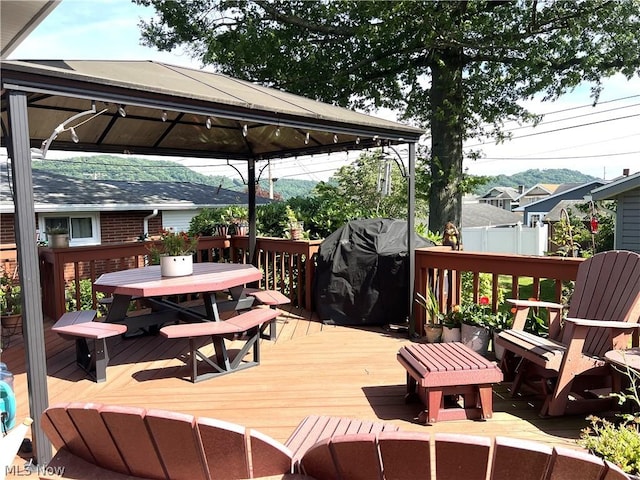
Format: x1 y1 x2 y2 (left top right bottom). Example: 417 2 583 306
136 0 640 231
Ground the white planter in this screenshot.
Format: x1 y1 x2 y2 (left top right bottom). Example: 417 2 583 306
160 255 193 277
442 326 461 343
461 323 491 357
424 325 443 343
48 233 69 248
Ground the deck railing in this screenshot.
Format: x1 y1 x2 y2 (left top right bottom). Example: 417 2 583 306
4 240 587 329
414 247 584 336
37 236 320 320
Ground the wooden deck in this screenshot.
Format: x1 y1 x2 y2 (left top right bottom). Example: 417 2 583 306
3 305 594 470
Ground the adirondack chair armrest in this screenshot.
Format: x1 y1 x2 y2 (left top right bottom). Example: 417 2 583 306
564 317 640 330
563 318 640 352
507 299 565 332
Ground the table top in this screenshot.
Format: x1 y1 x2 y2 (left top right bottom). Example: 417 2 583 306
94 263 262 297
605 347 640 371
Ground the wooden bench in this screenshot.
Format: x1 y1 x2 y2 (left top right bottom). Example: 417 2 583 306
397 342 503 423
51 310 127 383
245 288 291 340
284 414 399 465
39 403 628 480
160 308 280 382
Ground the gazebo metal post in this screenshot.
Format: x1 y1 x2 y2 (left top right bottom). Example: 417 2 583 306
407 142 416 337
7 90 53 464
248 157 257 266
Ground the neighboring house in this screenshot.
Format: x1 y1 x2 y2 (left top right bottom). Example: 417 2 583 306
591 170 640 253
0 167 270 246
478 186 522 211
514 180 606 227
515 183 561 208
461 202 523 228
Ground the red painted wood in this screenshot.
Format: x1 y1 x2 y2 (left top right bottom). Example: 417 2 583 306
160 308 279 339
94 263 263 297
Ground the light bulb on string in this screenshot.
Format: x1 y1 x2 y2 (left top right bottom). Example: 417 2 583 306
118 105 126 117
206 117 213 129
333 134 338 143
70 127 79 143
242 124 248 137
305 132 310 144
275 127 281 137
161 110 168 122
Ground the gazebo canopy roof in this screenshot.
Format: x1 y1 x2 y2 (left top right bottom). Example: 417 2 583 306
1 60 423 161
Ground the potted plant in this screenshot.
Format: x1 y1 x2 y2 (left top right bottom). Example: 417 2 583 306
46 224 69 248
0 266 22 342
283 205 304 240
153 229 199 277
442 304 463 342
415 289 443 343
460 296 497 356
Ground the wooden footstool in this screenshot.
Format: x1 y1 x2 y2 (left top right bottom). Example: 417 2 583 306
397 342 503 423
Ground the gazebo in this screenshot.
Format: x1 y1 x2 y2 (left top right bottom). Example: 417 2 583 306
0 59 424 462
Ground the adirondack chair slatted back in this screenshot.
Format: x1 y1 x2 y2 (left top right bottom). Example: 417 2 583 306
297 432 628 480
41 402 294 480
561 250 640 356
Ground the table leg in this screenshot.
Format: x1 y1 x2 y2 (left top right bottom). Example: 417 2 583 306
202 292 221 321
104 294 132 323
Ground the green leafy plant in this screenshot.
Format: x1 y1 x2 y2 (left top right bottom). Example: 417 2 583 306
415 289 444 326
155 229 199 257
0 266 21 316
460 296 509 330
45 224 69 235
578 365 640 475
65 279 105 314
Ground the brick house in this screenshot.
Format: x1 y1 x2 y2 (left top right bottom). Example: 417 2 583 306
0 166 269 246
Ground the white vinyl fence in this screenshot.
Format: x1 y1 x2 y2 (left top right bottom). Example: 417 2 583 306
461 222 548 256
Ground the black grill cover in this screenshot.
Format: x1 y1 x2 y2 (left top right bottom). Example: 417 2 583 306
314 218 434 326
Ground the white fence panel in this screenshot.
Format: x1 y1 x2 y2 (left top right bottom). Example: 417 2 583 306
461 222 548 256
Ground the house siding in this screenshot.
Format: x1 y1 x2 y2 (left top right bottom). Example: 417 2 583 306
617 191 640 252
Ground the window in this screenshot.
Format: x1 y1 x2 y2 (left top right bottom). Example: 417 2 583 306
39 214 100 246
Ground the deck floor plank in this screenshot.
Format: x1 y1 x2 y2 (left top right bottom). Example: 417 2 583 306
4 306 594 477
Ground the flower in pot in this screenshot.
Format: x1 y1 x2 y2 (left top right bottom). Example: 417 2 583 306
460 296 497 356
150 229 199 277
415 289 443 343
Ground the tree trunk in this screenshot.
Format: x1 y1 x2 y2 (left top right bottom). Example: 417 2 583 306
428 47 464 234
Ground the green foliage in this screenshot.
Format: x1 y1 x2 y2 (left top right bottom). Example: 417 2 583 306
188 207 227 236
548 201 614 257
136 0 640 232
158 229 199 256
578 365 640 475
65 279 103 313
0 268 21 315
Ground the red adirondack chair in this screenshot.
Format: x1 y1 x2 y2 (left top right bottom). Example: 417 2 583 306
496 250 640 417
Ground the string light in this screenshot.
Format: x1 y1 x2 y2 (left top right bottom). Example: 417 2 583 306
206 117 213 129
333 134 338 143
161 110 168 122
242 124 248 137
118 105 126 117
305 132 310 144
70 127 79 143
356 137 361 145
275 127 281 137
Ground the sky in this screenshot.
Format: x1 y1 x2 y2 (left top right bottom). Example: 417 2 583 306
6 0 640 182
